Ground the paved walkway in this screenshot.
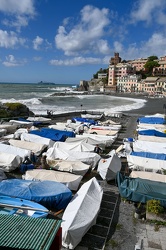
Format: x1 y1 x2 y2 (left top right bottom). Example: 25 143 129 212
136 224 166 250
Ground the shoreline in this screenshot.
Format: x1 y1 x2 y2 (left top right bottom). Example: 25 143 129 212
48 94 166 122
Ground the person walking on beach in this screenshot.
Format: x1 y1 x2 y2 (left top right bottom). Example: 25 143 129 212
94 144 102 154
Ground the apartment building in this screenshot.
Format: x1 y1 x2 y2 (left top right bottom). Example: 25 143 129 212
117 74 142 92
128 58 147 71
153 56 166 76
108 63 136 86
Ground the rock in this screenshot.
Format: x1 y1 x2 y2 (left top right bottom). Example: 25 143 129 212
0 102 34 119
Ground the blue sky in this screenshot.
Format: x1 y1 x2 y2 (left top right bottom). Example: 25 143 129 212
0 0 166 84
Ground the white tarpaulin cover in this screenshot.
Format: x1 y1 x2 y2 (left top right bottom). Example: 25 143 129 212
65 136 106 149
27 116 51 123
81 133 117 147
9 139 47 156
0 143 31 160
138 135 166 143
53 141 95 152
49 124 73 131
133 140 166 154
47 159 90 176
23 169 83 191
90 124 121 130
0 152 21 172
0 124 18 133
21 132 55 148
87 128 118 136
130 171 166 183
46 147 101 169
62 177 103 249
97 150 121 181
127 153 166 172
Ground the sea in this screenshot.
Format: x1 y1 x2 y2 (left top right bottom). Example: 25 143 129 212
0 83 146 116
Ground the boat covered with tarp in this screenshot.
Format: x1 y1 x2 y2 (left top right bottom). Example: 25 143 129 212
29 127 75 141
97 150 121 181
116 172 166 208
138 129 166 137
127 151 166 172
62 177 103 249
0 179 72 210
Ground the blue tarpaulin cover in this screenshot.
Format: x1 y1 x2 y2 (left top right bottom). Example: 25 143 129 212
72 117 97 125
138 129 166 137
138 117 165 124
0 179 72 210
116 172 166 207
131 151 166 160
30 127 75 141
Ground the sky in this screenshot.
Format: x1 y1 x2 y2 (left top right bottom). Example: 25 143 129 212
0 0 166 85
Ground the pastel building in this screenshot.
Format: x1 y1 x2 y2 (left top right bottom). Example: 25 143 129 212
153 56 166 76
117 74 142 92
128 58 147 71
108 63 136 89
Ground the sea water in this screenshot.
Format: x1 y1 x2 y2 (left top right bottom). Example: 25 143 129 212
0 83 146 116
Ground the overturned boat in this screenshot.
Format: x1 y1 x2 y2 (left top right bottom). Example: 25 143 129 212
62 177 103 249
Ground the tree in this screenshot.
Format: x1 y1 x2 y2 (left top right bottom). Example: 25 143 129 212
144 56 159 75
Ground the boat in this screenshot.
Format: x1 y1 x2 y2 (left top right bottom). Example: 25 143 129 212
90 124 121 131
29 127 75 141
87 128 118 136
46 147 101 169
0 179 72 210
0 142 31 160
132 140 166 154
127 151 166 172
81 113 104 120
23 169 83 191
53 141 95 152
97 150 121 181
27 116 52 123
62 177 103 249
65 135 106 149
116 171 166 208
130 171 166 183
21 132 55 148
80 133 117 147
0 123 18 133
0 151 22 172
0 195 48 218
47 159 90 176
9 139 47 156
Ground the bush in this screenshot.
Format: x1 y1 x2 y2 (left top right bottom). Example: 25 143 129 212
146 200 164 215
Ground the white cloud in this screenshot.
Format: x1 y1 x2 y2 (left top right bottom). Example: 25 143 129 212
130 0 166 25
113 41 123 53
2 54 26 67
0 30 25 48
120 33 166 60
55 5 111 56
50 56 102 66
33 36 44 50
0 0 35 15
0 0 36 30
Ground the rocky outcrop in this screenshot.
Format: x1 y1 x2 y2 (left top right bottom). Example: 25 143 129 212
0 102 34 118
